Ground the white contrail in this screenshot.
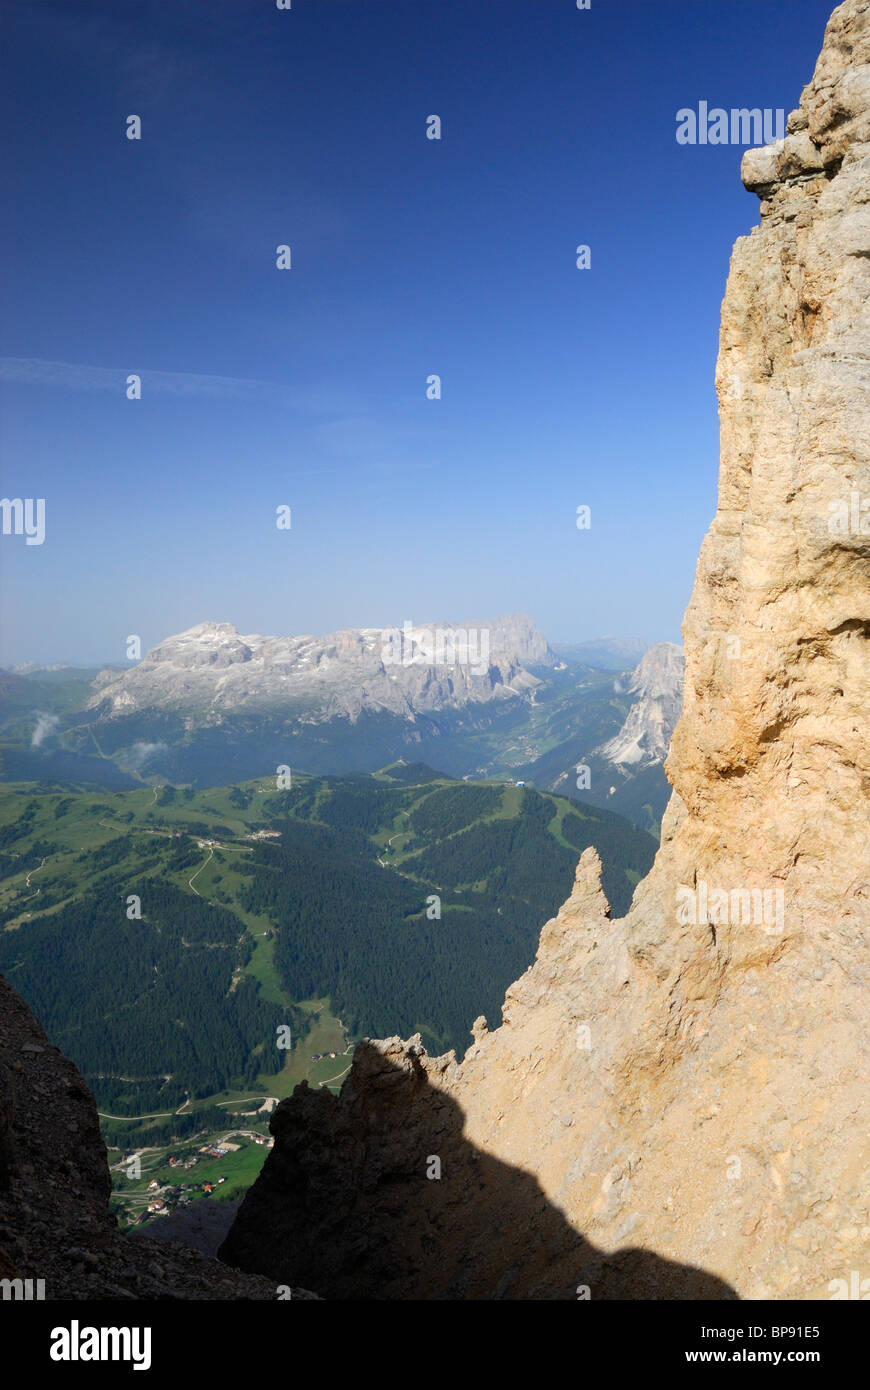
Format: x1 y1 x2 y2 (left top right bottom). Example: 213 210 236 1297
0 356 302 403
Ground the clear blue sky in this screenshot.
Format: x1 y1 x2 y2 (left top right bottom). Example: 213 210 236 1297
0 0 835 664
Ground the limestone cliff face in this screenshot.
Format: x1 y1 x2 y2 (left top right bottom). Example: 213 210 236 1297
222 0 870 1301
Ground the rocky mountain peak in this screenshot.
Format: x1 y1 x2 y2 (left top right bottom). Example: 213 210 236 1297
147 623 256 670
86 614 557 722
598 642 685 767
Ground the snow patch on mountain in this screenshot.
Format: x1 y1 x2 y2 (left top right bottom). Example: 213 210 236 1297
87 615 558 724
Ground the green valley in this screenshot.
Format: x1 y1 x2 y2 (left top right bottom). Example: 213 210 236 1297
0 763 657 1227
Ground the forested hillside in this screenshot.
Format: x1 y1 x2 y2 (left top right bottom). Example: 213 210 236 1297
0 767 656 1106
0 883 276 1111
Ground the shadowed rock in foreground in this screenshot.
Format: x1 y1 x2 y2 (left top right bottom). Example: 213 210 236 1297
220 1032 736 1300
222 0 870 1301
0 973 309 1300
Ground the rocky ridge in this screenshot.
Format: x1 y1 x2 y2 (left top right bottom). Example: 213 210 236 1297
87 613 556 723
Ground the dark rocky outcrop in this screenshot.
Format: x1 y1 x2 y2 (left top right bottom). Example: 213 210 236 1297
0 972 309 1299
219 1034 737 1300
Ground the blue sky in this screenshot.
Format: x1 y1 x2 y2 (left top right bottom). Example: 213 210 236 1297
1 0 835 664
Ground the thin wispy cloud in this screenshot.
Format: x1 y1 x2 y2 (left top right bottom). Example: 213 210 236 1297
0 357 347 411
0 362 440 475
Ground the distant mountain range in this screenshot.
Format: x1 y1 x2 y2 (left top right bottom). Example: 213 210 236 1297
0 617 684 835
87 614 557 721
